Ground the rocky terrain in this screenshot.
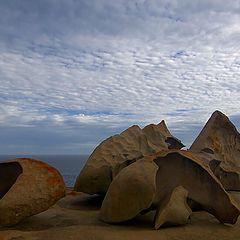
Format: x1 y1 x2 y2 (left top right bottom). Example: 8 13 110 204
0 110 240 239
0 189 239 240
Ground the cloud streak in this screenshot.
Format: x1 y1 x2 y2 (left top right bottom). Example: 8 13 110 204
0 0 239 154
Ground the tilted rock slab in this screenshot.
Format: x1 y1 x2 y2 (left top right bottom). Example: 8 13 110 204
154 186 192 229
100 150 239 225
190 110 240 190
100 158 158 223
153 150 240 224
74 121 184 194
0 158 65 226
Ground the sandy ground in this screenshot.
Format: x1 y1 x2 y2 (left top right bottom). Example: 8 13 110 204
0 190 239 240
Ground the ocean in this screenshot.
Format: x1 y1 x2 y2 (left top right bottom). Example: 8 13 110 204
0 155 88 187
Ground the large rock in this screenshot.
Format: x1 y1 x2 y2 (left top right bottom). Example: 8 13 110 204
100 150 239 225
74 121 184 194
190 110 240 190
153 150 240 224
100 158 158 223
154 186 192 229
142 120 184 150
0 158 65 226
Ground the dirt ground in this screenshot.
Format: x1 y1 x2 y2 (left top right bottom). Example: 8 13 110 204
0 190 239 240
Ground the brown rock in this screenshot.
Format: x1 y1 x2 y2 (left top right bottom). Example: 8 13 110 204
74 121 183 194
100 159 158 223
153 150 240 224
0 158 65 226
100 150 239 225
154 186 192 229
190 110 240 190
142 121 185 150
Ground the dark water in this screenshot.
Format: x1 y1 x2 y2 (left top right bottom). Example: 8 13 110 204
0 155 88 187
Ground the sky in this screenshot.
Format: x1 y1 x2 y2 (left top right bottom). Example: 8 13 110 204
0 0 240 155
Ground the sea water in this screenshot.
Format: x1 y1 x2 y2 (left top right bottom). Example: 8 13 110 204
0 155 88 187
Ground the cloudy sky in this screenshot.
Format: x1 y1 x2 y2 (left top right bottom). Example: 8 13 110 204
0 0 240 155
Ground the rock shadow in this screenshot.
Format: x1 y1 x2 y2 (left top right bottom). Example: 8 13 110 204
58 192 104 210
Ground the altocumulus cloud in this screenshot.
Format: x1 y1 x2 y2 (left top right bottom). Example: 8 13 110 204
0 0 240 154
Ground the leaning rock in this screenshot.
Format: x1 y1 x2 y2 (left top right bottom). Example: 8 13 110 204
190 110 240 190
153 150 240 224
0 158 65 226
154 186 192 229
100 159 158 223
74 121 183 194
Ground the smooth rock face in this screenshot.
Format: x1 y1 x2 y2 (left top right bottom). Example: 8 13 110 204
74 121 183 194
100 150 239 225
154 186 192 229
190 110 240 190
0 158 66 226
100 159 158 223
153 150 240 224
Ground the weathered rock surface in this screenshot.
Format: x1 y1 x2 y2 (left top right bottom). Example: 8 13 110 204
0 158 65 226
74 121 184 194
100 159 158 223
74 110 240 228
153 150 240 224
100 150 239 225
154 186 192 229
142 121 184 150
190 110 240 190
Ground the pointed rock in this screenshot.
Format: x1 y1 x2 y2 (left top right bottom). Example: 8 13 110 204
74 122 184 194
0 158 65 226
143 120 184 150
154 186 192 229
190 110 240 190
